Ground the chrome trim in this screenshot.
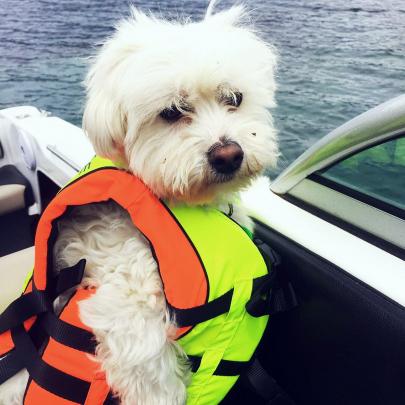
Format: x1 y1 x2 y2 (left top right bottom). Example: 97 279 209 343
46 145 81 172
271 94 405 194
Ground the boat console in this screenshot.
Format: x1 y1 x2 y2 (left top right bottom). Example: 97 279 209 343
0 106 94 310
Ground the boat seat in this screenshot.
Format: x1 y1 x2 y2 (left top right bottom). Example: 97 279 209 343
0 246 34 313
0 165 34 215
0 166 36 256
0 184 26 215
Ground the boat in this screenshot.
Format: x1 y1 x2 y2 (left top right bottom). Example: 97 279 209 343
0 96 404 404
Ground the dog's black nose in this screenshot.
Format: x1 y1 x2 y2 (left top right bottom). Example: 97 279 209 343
208 142 244 174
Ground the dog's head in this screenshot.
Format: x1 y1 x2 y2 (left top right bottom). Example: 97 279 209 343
83 4 278 204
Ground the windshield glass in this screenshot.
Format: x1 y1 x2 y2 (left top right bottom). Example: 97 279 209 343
319 135 405 211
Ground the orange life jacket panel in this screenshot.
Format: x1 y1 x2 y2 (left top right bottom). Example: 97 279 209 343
0 165 210 403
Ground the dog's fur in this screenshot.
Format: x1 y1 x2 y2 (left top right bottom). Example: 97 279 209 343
0 3 278 404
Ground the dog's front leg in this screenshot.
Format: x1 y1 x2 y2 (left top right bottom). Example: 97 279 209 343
78 253 189 405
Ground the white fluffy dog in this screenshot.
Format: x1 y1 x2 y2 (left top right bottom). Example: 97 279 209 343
0 2 278 404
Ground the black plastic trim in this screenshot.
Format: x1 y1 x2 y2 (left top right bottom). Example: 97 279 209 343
253 218 405 311
253 219 405 405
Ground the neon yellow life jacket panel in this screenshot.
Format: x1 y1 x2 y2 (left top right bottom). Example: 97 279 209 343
171 205 269 404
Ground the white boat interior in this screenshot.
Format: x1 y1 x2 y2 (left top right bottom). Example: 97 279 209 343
0 106 94 310
0 99 404 404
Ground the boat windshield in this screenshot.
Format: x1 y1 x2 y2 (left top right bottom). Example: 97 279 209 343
318 135 405 212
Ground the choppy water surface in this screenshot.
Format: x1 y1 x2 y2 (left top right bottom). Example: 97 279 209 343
0 0 404 174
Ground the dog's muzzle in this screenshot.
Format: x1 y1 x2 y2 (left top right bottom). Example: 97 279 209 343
207 141 244 175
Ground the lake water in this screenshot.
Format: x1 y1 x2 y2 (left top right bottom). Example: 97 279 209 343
1 0 404 175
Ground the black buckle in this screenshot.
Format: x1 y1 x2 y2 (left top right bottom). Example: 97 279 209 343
246 273 276 317
246 240 298 317
255 239 282 269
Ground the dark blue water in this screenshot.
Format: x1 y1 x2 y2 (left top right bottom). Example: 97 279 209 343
1 0 404 174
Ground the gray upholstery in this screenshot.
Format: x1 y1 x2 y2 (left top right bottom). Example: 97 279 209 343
0 246 34 312
0 184 26 215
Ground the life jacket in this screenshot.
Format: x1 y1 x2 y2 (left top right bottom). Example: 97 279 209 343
0 156 296 404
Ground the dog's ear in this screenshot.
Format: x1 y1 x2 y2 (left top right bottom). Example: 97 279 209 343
82 10 148 160
83 88 127 160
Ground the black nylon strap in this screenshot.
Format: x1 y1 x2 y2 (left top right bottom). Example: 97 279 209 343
0 291 51 334
173 267 291 328
172 241 297 327
187 354 251 376
188 355 295 404
41 312 96 354
11 325 90 404
0 259 87 336
54 259 86 296
172 289 234 327
0 259 90 392
0 318 47 384
214 358 252 376
244 359 295 404
187 355 202 372
0 350 24 384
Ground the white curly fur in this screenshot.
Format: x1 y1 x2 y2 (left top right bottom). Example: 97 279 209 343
56 203 191 404
0 3 277 404
83 4 278 204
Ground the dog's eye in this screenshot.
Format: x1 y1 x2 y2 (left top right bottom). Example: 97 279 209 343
223 91 243 108
159 106 183 123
